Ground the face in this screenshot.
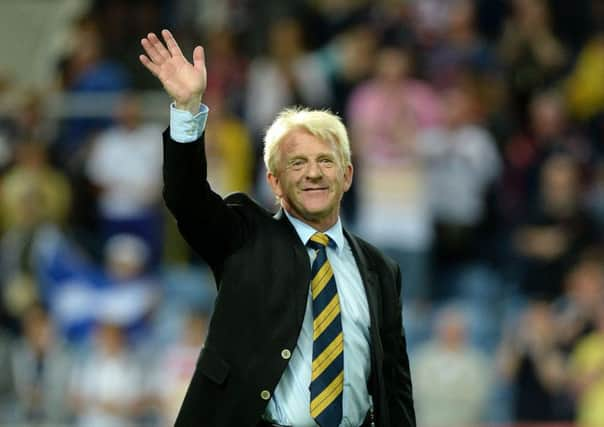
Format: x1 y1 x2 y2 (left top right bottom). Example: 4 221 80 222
376 48 409 82
267 129 353 231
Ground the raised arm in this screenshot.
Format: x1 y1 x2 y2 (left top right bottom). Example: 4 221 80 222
139 30 206 114
139 30 246 268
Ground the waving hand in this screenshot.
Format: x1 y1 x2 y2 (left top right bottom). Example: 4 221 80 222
139 29 206 114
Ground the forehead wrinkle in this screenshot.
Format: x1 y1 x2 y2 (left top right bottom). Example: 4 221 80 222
275 129 345 175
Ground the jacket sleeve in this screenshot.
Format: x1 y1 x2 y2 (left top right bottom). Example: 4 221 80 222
162 129 248 267
384 265 416 426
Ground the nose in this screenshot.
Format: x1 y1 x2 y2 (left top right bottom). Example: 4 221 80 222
305 160 323 179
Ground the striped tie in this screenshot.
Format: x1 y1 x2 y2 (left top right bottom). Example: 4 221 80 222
308 232 343 427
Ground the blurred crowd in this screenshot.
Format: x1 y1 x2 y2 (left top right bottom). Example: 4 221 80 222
0 0 603 426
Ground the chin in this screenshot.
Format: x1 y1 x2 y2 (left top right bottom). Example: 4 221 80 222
301 204 330 216
302 207 334 221
301 197 333 211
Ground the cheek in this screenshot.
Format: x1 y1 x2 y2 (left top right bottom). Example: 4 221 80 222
286 173 303 189
280 177 298 198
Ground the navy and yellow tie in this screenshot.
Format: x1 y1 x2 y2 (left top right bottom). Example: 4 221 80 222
308 232 344 427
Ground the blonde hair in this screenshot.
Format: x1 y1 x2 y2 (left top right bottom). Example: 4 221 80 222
263 107 352 174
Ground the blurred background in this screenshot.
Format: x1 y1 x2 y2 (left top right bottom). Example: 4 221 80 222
0 0 603 426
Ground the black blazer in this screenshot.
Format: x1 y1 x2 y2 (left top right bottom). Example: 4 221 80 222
163 130 415 427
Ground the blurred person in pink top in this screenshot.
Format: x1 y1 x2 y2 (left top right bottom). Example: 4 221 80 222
347 43 442 302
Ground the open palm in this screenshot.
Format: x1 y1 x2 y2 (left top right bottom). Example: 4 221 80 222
139 29 206 112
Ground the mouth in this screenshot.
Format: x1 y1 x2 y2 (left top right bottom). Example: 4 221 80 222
302 187 329 192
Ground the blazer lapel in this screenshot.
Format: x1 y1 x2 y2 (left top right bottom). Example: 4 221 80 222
344 229 382 330
274 209 312 328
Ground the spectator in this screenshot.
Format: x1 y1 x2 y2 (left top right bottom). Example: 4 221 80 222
44 233 157 344
512 154 600 300
96 233 158 344
555 255 604 353
0 140 71 232
149 310 208 427
320 24 378 118
498 0 568 122
422 0 498 89
70 321 144 427
11 303 72 424
347 44 442 301
85 94 164 269
204 28 248 117
301 0 373 47
56 17 130 160
0 140 71 326
569 302 604 427
565 32 604 122
417 80 501 297
409 0 458 49
4 91 57 149
245 17 333 140
412 305 492 427
497 300 571 422
500 90 592 224
316 24 379 222
203 89 254 196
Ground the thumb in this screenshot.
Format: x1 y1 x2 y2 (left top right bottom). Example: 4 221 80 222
193 46 205 71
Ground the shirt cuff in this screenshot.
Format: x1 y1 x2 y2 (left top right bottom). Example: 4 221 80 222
170 103 209 143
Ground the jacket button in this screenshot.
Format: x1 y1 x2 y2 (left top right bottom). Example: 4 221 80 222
260 390 271 400
281 349 291 359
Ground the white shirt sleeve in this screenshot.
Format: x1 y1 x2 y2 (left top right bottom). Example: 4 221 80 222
169 103 209 143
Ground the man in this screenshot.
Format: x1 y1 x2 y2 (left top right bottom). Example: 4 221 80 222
139 29 415 427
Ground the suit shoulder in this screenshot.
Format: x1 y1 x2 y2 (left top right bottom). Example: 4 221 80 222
224 192 275 218
350 233 399 274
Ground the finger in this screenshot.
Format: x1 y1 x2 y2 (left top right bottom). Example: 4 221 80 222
149 32 171 60
139 54 160 76
193 46 205 71
141 36 165 64
161 29 184 58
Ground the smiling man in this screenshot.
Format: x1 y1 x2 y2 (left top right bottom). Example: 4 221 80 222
140 30 415 427
265 117 353 231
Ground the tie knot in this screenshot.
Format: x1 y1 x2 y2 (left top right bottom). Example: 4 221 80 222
308 232 332 250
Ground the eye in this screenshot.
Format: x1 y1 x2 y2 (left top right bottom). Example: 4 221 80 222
290 159 306 170
319 158 335 167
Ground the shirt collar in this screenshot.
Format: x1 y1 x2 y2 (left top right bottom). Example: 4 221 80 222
283 209 344 254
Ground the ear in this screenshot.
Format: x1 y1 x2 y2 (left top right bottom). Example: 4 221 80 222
343 163 354 192
267 171 283 199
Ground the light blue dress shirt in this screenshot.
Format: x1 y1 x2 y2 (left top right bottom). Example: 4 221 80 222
265 211 371 427
170 104 372 427
170 103 208 142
